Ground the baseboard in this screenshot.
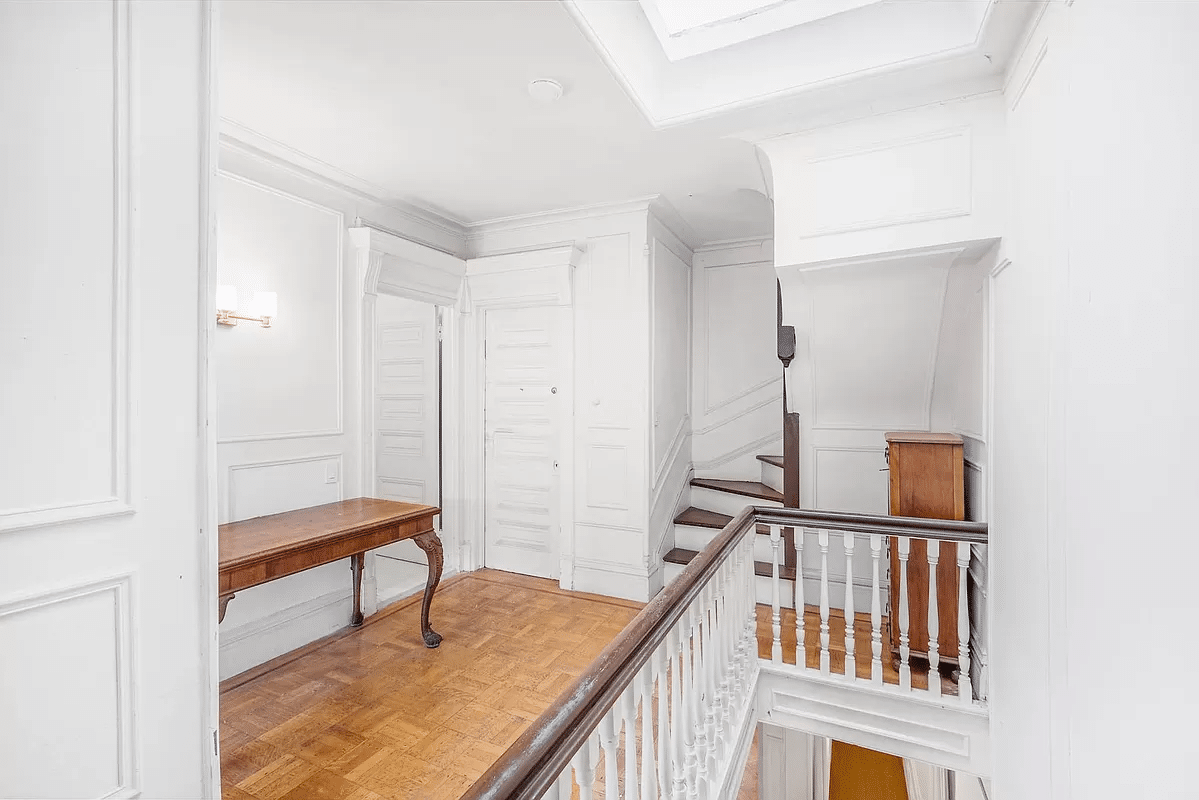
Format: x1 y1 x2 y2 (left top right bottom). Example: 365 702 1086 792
573 558 652 602
219 588 352 680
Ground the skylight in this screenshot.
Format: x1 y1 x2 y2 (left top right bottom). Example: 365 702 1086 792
637 0 885 60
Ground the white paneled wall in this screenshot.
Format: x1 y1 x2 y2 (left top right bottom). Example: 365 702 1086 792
690 239 781 480
0 2 214 794
649 215 694 583
762 94 1006 267
214 143 464 679
469 203 662 600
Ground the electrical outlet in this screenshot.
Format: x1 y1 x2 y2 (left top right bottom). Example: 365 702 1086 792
325 462 339 484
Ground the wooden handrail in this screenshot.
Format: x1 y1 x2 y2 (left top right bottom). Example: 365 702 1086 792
755 506 989 543
459 508 988 800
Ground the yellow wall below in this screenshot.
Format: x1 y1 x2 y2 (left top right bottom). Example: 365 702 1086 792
829 740 909 800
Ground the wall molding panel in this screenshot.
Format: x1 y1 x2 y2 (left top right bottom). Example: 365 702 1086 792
226 453 344 522
215 173 345 445
0 0 133 533
0 574 138 798
797 127 974 239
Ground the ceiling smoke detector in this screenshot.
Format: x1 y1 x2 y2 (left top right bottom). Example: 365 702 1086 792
527 79 564 103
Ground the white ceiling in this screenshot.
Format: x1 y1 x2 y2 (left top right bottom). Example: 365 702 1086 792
566 0 1036 127
219 0 774 243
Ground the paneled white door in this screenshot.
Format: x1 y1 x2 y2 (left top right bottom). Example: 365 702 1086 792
484 306 567 578
0 2 214 797
373 294 440 604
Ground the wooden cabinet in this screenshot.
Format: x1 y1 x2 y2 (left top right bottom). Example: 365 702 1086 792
885 432 963 667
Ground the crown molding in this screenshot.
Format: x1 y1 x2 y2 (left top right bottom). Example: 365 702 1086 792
465 195 659 240
219 118 469 238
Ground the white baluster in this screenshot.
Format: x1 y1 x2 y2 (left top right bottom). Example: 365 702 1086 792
870 534 883 686
730 544 746 701
733 538 751 703
898 536 911 691
842 531 856 679
714 564 731 762
622 684 641 800
683 606 699 800
744 537 757 667
770 525 782 663
927 540 941 698
794 527 805 669
555 764 574 800
698 586 715 797
957 540 973 704
657 641 671 798
670 622 687 800
818 530 831 675
640 661 656 800
572 736 596 800
599 706 619 800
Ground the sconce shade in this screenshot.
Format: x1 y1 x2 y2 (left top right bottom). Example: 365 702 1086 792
252 291 278 319
216 284 239 312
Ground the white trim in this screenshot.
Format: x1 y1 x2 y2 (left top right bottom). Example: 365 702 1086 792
219 118 469 233
467 196 657 239
464 245 584 309
797 128 974 239
693 431 783 471
757 664 990 775
652 415 691 490
0 1 133 534
693 391 782 435
197 1 220 793
461 256 578 582
0 574 139 798
226 454 345 522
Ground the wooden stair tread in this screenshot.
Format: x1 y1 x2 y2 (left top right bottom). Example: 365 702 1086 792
672 507 733 529
690 478 784 503
663 548 795 581
756 454 785 468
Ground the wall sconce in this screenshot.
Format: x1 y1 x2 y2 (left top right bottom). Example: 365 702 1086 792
216 285 277 328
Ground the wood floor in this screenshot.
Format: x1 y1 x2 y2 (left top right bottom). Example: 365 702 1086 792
754 605 959 695
221 570 948 800
220 570 640 800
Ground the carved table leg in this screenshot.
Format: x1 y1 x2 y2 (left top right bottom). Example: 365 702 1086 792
413 530 444 648
218 593 234 623
350 552 365 627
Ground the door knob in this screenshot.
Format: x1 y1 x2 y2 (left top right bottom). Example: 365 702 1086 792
551 386 557 394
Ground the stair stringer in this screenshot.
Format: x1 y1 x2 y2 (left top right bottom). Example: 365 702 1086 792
757 665 991 778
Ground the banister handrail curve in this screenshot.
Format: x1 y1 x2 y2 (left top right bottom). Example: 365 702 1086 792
458 507 988 800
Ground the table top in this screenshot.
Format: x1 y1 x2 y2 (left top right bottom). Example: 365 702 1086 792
219 498 438 570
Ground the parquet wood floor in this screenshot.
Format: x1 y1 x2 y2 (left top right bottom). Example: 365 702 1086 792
220 570 641 800
221 570 951 800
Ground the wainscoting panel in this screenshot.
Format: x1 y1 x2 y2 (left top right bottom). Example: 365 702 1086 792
0 0 130 531
0 576 136 798
227 454 343 523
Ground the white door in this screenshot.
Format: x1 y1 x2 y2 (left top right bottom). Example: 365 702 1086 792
0 3 215 798
484 306 567 578
373 294 440 604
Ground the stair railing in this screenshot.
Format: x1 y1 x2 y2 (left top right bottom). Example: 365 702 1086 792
459 507 988 800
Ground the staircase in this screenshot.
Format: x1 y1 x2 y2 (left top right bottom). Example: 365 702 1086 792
663 454 789 594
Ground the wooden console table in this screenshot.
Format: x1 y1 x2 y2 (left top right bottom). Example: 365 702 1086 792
218 498 443 648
